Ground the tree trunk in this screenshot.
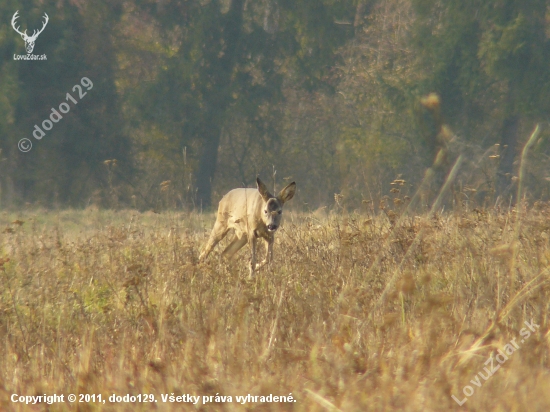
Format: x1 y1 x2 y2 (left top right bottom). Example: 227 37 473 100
195 0 245 208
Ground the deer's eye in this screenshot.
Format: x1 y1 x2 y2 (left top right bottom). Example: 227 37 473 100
264 210 268 214
278 210 282 215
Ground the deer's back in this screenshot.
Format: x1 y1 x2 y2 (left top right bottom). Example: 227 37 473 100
217 188 264 232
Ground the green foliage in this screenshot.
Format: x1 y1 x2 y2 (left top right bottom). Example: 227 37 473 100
2 0 550 209
479 13 531 79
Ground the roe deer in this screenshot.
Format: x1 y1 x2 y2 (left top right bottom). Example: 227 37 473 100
199 177 296 277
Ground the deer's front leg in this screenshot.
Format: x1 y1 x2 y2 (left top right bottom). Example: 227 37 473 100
255 237 273 270
248 236 257 278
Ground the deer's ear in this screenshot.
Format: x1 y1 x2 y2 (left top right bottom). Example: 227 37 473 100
278 182 296 204
256 178 272 202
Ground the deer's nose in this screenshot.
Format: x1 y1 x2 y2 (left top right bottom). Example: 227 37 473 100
267 224 278 231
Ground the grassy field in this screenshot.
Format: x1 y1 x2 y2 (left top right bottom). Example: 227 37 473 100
1 205 549 411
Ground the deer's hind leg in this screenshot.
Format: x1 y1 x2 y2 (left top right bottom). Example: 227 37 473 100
199 220 229 261
222 233 248 260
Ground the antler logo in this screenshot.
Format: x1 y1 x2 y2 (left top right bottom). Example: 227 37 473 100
11 10 49 54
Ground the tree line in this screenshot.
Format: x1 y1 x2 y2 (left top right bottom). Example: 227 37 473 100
1 0 549 210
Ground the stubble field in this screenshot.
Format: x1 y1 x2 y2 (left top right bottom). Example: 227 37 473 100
1 205 549 411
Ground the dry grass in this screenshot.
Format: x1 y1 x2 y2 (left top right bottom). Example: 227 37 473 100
1 205 550 411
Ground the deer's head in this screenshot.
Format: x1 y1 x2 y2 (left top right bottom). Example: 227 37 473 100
257 178 296 232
